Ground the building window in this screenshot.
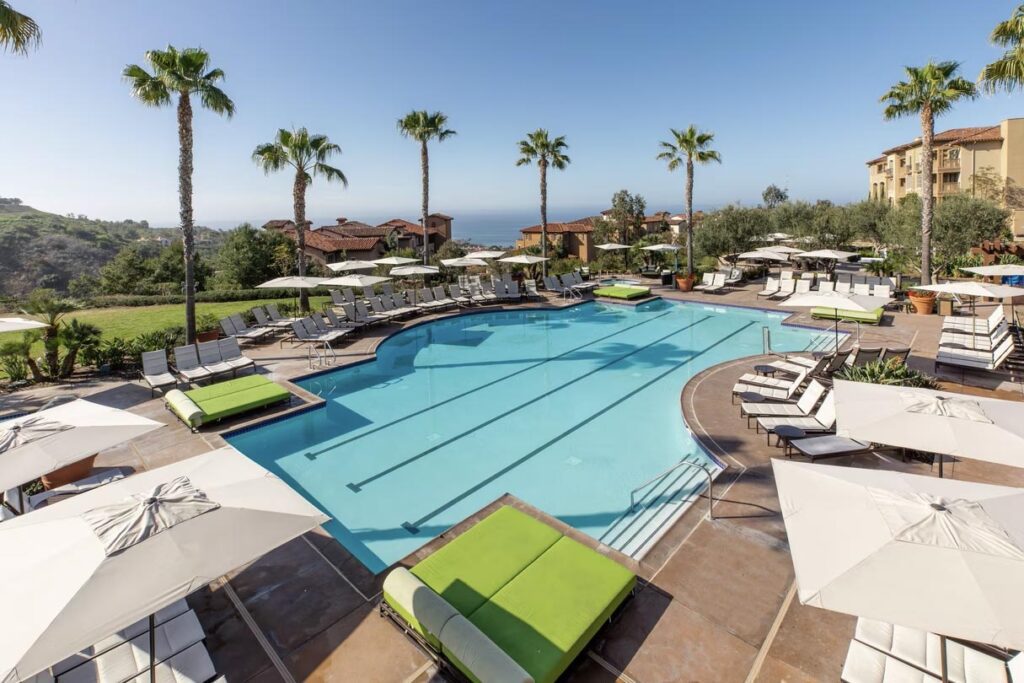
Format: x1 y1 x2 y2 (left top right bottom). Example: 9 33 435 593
942 172 960 183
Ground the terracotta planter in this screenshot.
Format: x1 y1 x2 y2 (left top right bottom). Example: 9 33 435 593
41 454 96 489
908 291 936 315
196 329 220 343
675 275 697 292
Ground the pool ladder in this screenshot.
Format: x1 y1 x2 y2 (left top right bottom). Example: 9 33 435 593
307 341 337 369
629 459 714 521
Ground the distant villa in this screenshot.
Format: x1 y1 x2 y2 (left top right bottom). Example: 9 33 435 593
263 214 453 264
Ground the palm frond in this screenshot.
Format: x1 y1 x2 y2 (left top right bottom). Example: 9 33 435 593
880 60 975 120
980 49 1024 93
990 5 1024 47
197 83 235 117
313 162 348 187
122 64 171 107
0 0 40 55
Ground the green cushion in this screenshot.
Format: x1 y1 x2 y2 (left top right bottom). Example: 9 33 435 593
195 385 289 422
185 374 268 402
468 536 636 683
411 506 561 616
811 306 883 324
593 286 650 300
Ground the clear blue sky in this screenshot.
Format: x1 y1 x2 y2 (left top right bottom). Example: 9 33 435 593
3 0 1023 230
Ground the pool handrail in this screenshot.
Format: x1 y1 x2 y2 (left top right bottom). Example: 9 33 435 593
629 458 714 520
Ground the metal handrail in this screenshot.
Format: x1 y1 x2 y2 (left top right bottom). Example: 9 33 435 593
630 459 715 520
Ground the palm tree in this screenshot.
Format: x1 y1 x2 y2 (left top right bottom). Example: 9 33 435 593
252 128 347 312
979 4 1024 93
123 46 234 342
516 129 570 278
20 289 77 378
58 319 102 378
397 111 456 264
657 126 721 276
0 1 40 55
880 61 976 284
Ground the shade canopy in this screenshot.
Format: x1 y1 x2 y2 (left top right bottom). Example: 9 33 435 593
767 246 805 255
372 256 419 266
595 243 630 251
962 264 1024 278
320 274 391 288
389 265 440 276
325 260 378 273
738 250 789 262
796 249 857 261
773 459 1024 650
256 276 325 289
0 447 329 682
641 243 681 252
0 400 163 491
464 250 506 259
834 380 1024 468
913 281 1024 300
782 292 890 313
440 258 489 268
498 255 549 265
766 232 792 241
0 318 47 334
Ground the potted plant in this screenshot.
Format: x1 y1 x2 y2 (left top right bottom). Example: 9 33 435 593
41 454 97 489
907 289 936 315
195 313 220 342
675 272 697 291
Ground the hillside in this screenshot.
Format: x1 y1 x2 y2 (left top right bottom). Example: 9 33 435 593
0 199 224 298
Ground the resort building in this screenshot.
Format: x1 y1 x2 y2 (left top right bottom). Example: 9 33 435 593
515 220 596 261
866 117 1024 238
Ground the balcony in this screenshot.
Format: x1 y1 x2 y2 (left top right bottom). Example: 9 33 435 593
938 182 961 195
937 157 960 170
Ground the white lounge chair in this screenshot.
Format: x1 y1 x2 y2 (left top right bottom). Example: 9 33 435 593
937 336 1015 371
196 340 234 377
524 279 543 300
172 345 213 385
732 369 809 401
841 639 940 683
388 293 421 317
757 277 780 298
835 281 852 294
756 392 836 438
692 273 715 291
433 285 459 307
740 381 828 427
736 366 809 390
818 281 835 294
141 350 177 396
940 323 1009 351
448 284 472 306
794 279 811 295
768 354 829 377
853 283 872 296
251 306 292 330
703 273 726 293
769 278 796 300
943 305 1005 334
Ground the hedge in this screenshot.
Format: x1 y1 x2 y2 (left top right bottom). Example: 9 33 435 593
85 288 323 308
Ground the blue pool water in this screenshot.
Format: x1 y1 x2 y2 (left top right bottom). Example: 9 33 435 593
227 300 828 573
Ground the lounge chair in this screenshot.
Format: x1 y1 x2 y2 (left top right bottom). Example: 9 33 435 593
341 288 357 304
692 273 715 291
507 281 523 300
524 279 543 300
356 299 389 323
166 376 290 430
230 313 274 342
218 336 255 374
415 288 450 311
448 284 472 306
221 315 267 344
266 303 298 325
724 268 743 285
370 296 405 321
850 346 883 366
481 279 503 301
308 315 352 343
570 272 599 291
880 347 910 364
736 366 809 390
873 284 892 299
172 345 213 385
756 392 836 439
936 336 1015 371
559 274 586 296
769 278 796 300
794 279 811 295
835 281 852 294
768 354 829 377
492 279 510 299
940 325 1008 351
732 369 809 401
140 350 177 396
841 639 940 683
328 289 347 309
780 270 794 281
944 305 1004 334
433 285 459 307
252 306 292 330
388 293 421 317
740 380 828 427
196 340 235 377
382 282 395 297
380 506 635 683
757 278 780 298
325 307 365 330
853 283 872 296
703 272 726 293
788 435 872 462
818 281 835 294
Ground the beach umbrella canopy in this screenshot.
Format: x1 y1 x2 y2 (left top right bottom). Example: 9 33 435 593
372 256 419 267
738 250 789 262
767 246 806 255
389 265 440 277
833 380 1024 470
0 447 329 682
913 281 1024 300
796 249 857 261
320 274 391 288
781 293 891 350
766 232 792 241
325 260 378 273
595 243 630 251
0 318 47 334
255 276 325 289
440 258 489 268
0 400 163 491
962 264 1024 278
464 250 506 259
773 459 1024 650
498 255 550 265
640 243 681 252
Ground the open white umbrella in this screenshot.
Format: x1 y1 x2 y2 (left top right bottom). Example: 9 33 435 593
498 255 549 265
325 260 378 273
389 265 440 277
796 249 857 261
738 250 789 261
0 447 329 682
781 293 891 350
440 258 489 268
0 318 47 334
773 459 1024 650
768 246 806 255
320 274 391 288
962 264 1024 278
833 379 1024 476
372 256 419 267
766 232 792 241
0 400 163 493
464 250 506 259
914 281 1024 300
595 243 630 251
255 276 324 289
642 243 681 271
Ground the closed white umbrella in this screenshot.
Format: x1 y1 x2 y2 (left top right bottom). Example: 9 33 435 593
0 447 329 682
0 318 47 333
0 400 162 492
440 258 489 268
320 274 391 288
325 260 377 273
773 459 1024 650
372 256 419 267
962 264 1024 278
464 250 506 259
833 379 1024 475
781 293 891 350
498 255 550 265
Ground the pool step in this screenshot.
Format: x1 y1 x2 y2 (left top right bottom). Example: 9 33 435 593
600 459 718 560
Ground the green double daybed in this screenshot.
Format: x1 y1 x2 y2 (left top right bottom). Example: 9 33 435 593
381 506 636 683
165 374 290 430
811 306 884 325
593 285 651 301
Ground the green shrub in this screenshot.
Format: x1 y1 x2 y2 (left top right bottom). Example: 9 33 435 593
834 358 937 388
0 341 29 383
84 288 313 308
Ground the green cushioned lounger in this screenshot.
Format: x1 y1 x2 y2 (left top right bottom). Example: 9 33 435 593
810 306 883 324
165 375 290 429
593 286 650 300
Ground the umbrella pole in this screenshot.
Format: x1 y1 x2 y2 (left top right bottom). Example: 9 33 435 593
940 634 948 683
937 453 944 479
149 613 156 683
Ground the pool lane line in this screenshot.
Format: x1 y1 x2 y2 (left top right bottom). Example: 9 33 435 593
400 320 756 535
345 315 713 493
300 307 680 462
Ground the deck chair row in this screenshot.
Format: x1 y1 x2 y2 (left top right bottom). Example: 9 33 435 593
142 337 255 393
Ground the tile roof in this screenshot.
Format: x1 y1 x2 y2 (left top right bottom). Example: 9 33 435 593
379 218 420 231
878 125 1003 156
428 212 453 220
520 222 595 234
281 228 380 253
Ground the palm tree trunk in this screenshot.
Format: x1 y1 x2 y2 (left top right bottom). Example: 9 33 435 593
43 328 59 378
293 169 309 312
685 157 695 275
539 159 548 278
421 140 430 265
920 107 934 285
177 92 197 343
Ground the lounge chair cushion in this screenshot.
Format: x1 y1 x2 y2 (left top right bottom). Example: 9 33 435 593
811 307 883 325
411 506 561 616
168 376 290 428
440 615 533 683
842 639 940 682
383 567 460 649
468 536 635 683
164 390 204 428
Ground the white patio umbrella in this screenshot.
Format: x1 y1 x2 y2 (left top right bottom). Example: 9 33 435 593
833 379 1024 476
389 264 440 277
325 260 377 273
766 232 792 241
0 318 47 334
781 293 892 350
768 246 806 255
641 243 681 271
320 274 391 288
440 258 489 268
464 250 506 259
914 281 1024 323
372 256 419 267
773 459 1024 650
0 400 163 493
255 276 325 289
498 255 550 265
0 447 329 682
796 249 857 261
595 243 629 251
962 264 1024 278
738 249 789 261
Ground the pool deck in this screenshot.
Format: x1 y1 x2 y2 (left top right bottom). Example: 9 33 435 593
3 279 1023 682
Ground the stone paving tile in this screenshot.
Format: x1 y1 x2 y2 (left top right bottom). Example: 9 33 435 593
765 600 855 681
188 580 277 682
754 654 824 683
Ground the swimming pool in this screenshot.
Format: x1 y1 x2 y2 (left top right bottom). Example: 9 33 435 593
227 300 829 573
599 278 643 287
